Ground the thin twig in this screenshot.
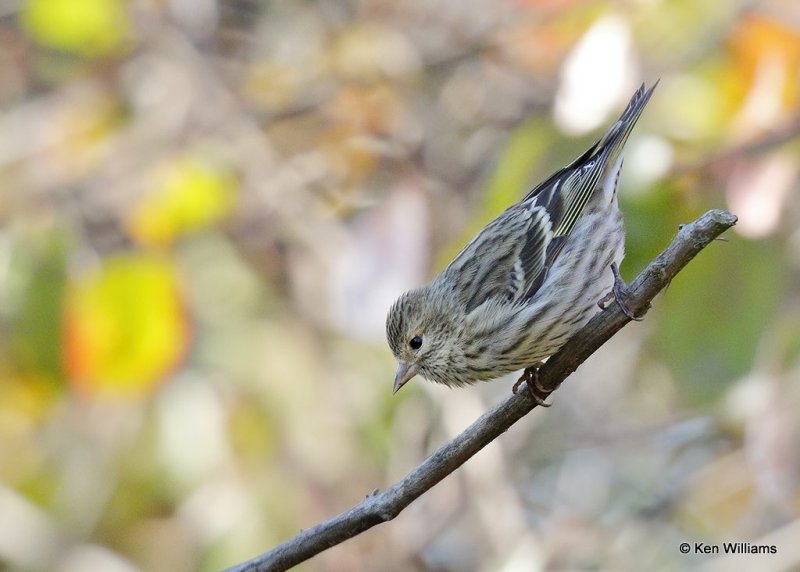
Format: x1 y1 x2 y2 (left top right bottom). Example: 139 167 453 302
224 209 738 572
672 116 800 176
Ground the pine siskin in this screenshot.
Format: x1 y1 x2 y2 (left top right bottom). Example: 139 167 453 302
386 83 657 401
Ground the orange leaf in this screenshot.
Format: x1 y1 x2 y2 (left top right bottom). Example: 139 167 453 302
728 13 800 111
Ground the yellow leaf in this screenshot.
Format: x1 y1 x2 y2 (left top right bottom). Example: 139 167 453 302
128 156 237 246
22 0 130 57
63 255 188 398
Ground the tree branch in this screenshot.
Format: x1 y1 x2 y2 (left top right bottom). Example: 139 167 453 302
672 115 800 176
225 209 738 572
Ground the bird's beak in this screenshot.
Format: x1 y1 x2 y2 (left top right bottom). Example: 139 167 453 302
392 360 418 394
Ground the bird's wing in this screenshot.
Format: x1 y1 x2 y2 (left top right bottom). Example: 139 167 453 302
440 202 553 313
519 81 657 299
438 82 656 312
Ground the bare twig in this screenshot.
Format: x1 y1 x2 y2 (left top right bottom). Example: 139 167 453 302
224 209 738 572
672 116 800 176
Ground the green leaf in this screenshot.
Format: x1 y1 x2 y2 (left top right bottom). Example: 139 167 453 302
11 231 68 384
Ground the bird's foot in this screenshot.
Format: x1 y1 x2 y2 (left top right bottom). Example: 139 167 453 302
597 262 648 321
512 362 551 407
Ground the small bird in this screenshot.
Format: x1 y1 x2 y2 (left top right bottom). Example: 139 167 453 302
386 83 657 402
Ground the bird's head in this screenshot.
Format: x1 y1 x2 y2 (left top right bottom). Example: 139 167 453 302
385 287 458 393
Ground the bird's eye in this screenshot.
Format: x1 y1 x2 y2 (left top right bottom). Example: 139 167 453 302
409 336 422 350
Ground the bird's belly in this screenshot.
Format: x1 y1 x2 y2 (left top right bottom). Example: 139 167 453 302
507 204 625 368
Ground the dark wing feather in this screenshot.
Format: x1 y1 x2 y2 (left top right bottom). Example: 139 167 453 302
519 82 657 299
522 82 657 206
437 82 657 311
441 203 552 313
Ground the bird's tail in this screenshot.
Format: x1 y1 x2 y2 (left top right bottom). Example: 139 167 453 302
521 81 658 239
595 80 659 163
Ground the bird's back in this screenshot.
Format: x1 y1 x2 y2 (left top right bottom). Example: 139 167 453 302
388 83 657 389
445 84 657 383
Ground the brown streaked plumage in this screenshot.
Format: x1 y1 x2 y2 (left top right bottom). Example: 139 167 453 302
387 83 657 394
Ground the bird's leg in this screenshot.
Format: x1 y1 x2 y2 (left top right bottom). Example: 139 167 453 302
527 360 548 393
512 362 551 407
597 262 648 321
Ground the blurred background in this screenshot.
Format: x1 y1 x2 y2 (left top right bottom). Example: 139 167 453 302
1 0 799 571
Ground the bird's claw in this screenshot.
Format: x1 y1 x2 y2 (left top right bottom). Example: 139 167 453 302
512 363 551 407
598 262 648 321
